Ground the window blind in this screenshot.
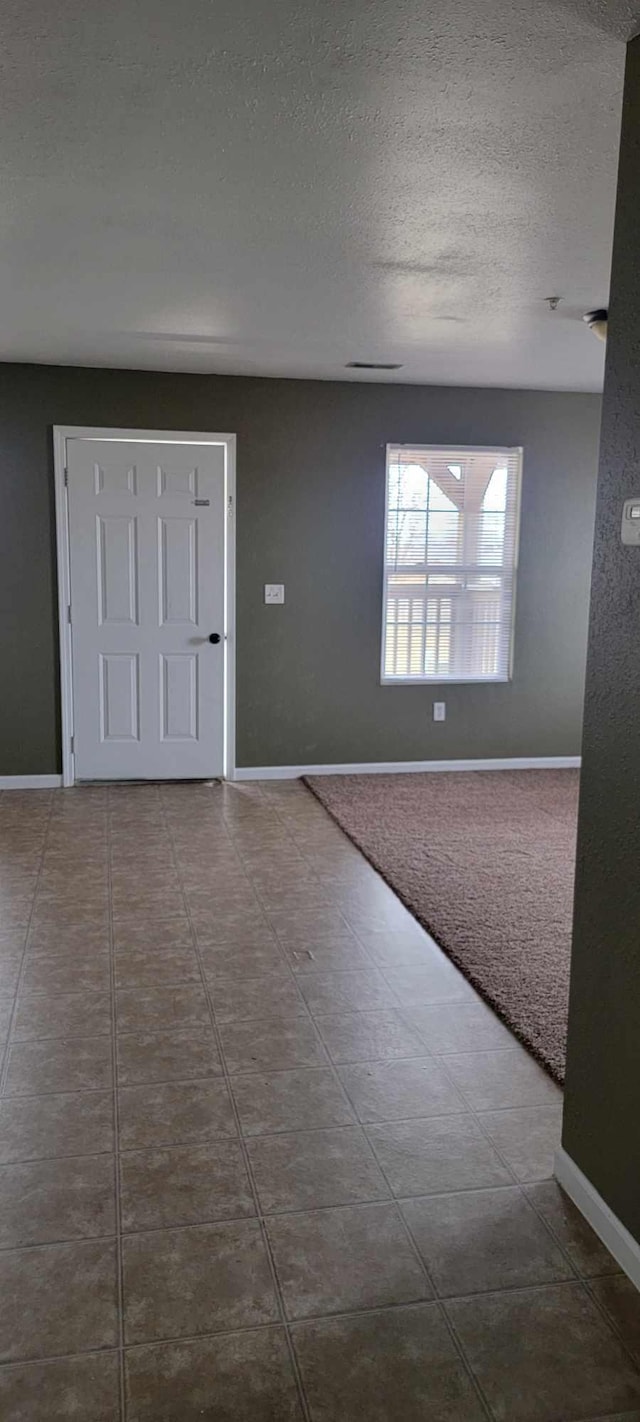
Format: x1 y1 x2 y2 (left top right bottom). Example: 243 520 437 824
382 444 522 683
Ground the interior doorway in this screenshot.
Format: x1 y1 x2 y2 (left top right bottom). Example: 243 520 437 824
53 427 236 786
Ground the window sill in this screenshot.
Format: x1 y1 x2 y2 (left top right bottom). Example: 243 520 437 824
380 675 511 686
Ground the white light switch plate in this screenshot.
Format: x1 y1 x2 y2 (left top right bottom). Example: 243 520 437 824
621 499 640 545
433 702 446 722
264 584 285 605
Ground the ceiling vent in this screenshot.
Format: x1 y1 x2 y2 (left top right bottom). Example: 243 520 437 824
346 361 403 370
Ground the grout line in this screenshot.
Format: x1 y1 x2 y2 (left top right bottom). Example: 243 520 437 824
0 1344 122 1374
3 784 636 1407
418 1025 640 1376
158 786 314 1422
0 1147 114 1167
3 1167 602 1248
0 797 57 1097
106 786 129 1422
577 1277 640 1376
266 787 631 1412
0 1230 118 1255
339 1066 495 1420
257 788 500 1419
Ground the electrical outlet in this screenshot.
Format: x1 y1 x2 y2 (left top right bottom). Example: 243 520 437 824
264 584 285 605
433 701 446 722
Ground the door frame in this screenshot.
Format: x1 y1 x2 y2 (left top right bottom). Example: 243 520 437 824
53 425 237 788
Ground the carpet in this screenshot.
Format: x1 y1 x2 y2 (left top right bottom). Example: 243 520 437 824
304 770 580 1083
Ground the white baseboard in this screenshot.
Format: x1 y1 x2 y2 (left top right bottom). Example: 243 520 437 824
232 756 581 781
555 1147 640 1291
0 775 63 790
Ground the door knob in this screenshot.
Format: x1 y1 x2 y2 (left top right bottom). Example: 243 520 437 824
208 633 221 644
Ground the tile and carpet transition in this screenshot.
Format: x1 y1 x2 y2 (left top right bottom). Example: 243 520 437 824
305 770 580 1083
1 776 639 1419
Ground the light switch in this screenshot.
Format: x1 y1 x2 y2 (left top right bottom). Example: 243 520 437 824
264 584 285 604
433 702 446 722
621 500 640 545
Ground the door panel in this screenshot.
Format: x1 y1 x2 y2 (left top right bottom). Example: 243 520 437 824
160 654 199 741
96 516 139 624
67 438 226 780
158 518 198 625
99 654 140 741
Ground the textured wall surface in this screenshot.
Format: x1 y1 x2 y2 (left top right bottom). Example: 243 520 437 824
563 38 640 1242
0 363 600 774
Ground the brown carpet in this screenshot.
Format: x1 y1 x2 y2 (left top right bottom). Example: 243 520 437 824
304 770 579 1083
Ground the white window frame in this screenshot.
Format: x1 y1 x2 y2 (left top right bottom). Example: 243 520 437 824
380 442 523 686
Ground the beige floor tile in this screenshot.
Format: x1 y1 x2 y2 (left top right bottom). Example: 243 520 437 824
13 990 112 1041
0 1352 120 1421
125 1329 304 1421
0 1239 118 1363
113 920 193 952
0 1091 114 1164
231 1067 355 1137
447 1282 640 1421
1 780 636 1422
526 1180 622 1277
590 1274 640 1363
219 1016 328 1075
0 959 22 996
20 951 110 995
4 1036 113 1096
0 1154 116 1247
383 961 473 1006
478 1104 563 1182
355 926 442 965
118 1078 237 1149
120 1141 255 1231
212 973 306 1023
297 969 395 1016
406 999 515 1054
338 1057 465 1123
0 995 13 1045
402 1186 572 1297
283 935 372 975
314 1008 425 1064
122 1220 279 1344
199 937 287 979
246 1125 390 1213
443 1048 562 1110
117 1027 222 1085
26 925 109 957
267 1201 431 1318
114 945 201 988
292 1303 486 1421
116 984 210 1034
367 1114 512 1196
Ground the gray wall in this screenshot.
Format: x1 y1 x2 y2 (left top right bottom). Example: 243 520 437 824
563 36 640 1243
0 364 600 774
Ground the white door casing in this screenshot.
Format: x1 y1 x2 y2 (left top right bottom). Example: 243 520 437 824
63 435 231 781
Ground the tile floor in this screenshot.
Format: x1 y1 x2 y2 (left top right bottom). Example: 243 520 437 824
0 778 639 1420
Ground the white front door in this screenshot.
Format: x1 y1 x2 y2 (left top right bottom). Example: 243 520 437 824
66 437 227 780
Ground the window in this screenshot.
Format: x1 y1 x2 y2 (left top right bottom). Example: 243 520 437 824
381 444 522 683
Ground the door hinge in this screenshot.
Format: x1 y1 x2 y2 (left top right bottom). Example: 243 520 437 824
67 605 72 624
70 735 75 753
64 468 69 486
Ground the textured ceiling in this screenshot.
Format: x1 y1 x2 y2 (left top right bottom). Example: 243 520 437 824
0 0 632 390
